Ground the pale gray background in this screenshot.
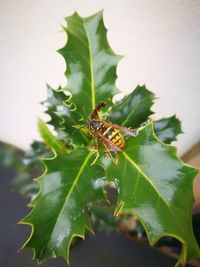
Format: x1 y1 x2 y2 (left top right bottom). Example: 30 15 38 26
0 0 200 154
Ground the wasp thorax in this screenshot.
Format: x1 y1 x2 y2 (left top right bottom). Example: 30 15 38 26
90 120 101 130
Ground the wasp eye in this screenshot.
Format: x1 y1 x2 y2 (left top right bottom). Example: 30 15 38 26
91 120 101 129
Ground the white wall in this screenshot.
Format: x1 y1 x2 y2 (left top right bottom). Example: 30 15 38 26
0 0 200 155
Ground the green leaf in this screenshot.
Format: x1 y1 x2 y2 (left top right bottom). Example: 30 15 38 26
43 85 89 146
21 148 107 263
17 141 53 198
108 85 155 128
24 141 52 168
38 119 68 154
42 85 67 130
12 141 51 199
19 9 198 266
0 141 47 199
154 115 182 144
105 122 200 266
58 11 121 119
107 85 182 144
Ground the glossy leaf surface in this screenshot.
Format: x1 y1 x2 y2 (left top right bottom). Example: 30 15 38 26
43 85 89 145
42 85 67 130
59 11 121 119
19 9 199 267
108 85 155 128
108 85 182 143
105 122 200 265
21 148 106 263
154 115 182 144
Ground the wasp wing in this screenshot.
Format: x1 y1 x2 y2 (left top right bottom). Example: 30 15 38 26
105 122 137 137
92 130 122 152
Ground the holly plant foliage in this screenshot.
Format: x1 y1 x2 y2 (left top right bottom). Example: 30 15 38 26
20 11 200 266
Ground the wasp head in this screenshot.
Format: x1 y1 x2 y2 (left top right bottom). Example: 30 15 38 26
89 120 101 130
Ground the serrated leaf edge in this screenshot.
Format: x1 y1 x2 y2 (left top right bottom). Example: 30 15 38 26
154 115 183 142
18 149 99 263
121 85 156 127
59 10 122 115
44 86 90 144
17 150 58 259
113 121 199 265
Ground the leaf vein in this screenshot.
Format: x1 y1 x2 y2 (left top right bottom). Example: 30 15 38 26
44 152 92 249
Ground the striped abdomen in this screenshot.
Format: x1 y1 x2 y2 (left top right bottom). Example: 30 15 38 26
99 122 125 150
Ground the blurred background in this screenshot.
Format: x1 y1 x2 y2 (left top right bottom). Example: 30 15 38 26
0 0 200 266
0 0 200 154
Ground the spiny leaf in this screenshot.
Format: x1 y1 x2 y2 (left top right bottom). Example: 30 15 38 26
58 11 121 119
108 85 182 144
14 141 52 199
43 85 89 146
19 9 199 267
105 122 200 266
108 85 155 128
24 141 53 167
20 148 107 263
42 84 69 129
154 115 182 144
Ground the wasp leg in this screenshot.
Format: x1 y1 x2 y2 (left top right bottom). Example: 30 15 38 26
90 138 101 166
89 102 108 120
103 143 118 165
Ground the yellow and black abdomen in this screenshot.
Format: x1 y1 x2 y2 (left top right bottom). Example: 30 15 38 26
101 124 125 150
89 119 126 150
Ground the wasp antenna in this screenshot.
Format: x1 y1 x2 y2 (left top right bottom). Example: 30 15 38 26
72 124 88 135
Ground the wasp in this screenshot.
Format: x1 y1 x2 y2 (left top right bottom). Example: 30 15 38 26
86 102 137 161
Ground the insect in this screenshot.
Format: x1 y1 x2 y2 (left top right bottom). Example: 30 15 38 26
87 102 137 161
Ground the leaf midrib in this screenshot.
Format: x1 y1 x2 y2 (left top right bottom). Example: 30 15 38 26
121 94 153 126
82 18 95 111
122 151 182 234
46 151 92 246
122 151 189 262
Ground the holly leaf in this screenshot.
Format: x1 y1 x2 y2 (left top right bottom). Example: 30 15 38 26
0 141 50 199
20 9 199 267
20 148 107 263
43 85 89 146
24 141 53 168
108 85 182 144
105 122 200 266
108 85 155 128
12 141 52 199
154 115 182 144
58 11 121 119
42 84 68 130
